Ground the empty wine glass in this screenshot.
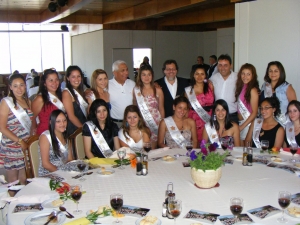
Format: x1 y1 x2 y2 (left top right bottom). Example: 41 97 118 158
168 199 182 224
143 142 151 155
290 143 298 163
277 191 291 223
71 185 82 214
110 193 123 225
230 197 243 223
261 140 269 151
117 148 126 170
77 160 87 181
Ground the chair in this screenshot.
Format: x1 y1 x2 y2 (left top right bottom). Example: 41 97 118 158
69 128 85 160
26 135 39 178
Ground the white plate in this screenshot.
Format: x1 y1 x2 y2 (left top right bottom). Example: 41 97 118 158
41 198 64 209
8 185 25 191
294 163 300 168
161 155 177 162
270 157 287 163
97 169 115 175
24 210 66 225
135 217 161 225
286 207 300 218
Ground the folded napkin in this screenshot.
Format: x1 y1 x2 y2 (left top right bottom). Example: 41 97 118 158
0 187 9 208
0 175 7 185
27 177 50 188
63 217 90 225
2 192 59 203
89 157 117 165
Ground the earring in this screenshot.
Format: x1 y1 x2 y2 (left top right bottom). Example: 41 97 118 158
213 115 216 121
126 122 129 127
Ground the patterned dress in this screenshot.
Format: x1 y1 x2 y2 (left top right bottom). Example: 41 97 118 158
165 130 191 149
0 108 33 170
188 88 214 142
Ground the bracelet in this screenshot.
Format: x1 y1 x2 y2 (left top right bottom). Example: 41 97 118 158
18 138 23 144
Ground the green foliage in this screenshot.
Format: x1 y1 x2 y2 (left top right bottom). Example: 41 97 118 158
86 207 112 222
114 159 130 166
189 151 228 172
49 179 60 191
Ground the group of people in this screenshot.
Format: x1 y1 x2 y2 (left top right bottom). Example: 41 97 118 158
0 54 299 183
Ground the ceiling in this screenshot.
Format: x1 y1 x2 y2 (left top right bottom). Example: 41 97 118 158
0 0 253 31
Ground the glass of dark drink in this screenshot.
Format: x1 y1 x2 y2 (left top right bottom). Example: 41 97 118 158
110 193 123 224
71 185 82 214
77 161 87 181
184 141 193 157
230 197 243 223
220 138 229 151
168 199 182 224
290 143 298 162
143 142 151 155
261 140 269 152
277 191 291 223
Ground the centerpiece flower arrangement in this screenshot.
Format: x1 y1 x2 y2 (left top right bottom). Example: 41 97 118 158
49 180 86 202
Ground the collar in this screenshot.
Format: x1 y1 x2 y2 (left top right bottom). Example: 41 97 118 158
164 76 177 85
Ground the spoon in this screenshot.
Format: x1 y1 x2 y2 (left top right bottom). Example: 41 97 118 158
59 206 74 218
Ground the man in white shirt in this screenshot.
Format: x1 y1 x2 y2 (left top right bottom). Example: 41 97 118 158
109 60 135 127
209 54 238 124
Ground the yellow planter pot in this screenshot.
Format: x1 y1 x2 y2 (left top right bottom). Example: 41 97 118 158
191 167 222 188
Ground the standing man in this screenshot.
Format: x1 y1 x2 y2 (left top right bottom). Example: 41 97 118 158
109 60 135 127
209 54 238 124
207 55 218 79
191 56 210 73
155 59 190 117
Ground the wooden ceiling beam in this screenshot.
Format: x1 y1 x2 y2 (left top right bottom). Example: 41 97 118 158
0 11 41 23
52 14 102 24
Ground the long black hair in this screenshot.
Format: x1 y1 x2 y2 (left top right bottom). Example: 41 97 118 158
210 99 233 131
260 97 281 117
264 61 287 90
189 64 209 95
8 74 30 108
49 109 68 157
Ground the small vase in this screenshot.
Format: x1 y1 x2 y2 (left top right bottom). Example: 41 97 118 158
191 167 222 188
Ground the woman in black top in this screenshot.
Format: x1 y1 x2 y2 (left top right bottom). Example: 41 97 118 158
82 99 120 158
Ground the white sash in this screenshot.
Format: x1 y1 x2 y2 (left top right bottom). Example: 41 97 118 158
275 113 289 128
252 118 263 148
237 97 251 121
85 121 113 158
185 86 210 123
68 89 88 118
134 87 159 134
164 117 186 147
204 124 220 147
285 121 300 147
263 82 273 98
4 97 31 134
48 92 65 112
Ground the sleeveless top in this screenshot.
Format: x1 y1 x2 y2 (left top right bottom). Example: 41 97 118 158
253 123 282 148
118 129 143 149
238 84 252 114
67 101 87 136
37 103 58 135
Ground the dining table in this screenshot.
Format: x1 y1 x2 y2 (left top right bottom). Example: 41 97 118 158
6 147 300 225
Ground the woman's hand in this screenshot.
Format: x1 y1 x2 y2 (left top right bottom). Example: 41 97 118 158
20 140 28 151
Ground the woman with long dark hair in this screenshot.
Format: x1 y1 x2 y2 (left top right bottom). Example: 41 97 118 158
62 65 88 135
38 110 73 176
31 69 64 135
185 65 214 143
283 100 300 147
118 105 151 149
133 65 164 149
0 74 32 184
83 99 120 158
235 63 259 146
203 99 240 147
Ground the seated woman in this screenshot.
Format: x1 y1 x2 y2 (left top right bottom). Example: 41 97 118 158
284 100 300 147
158 96 198 149
38 110 73 176
83 99 120 159
246 97 284 148
118 105 151 149
203 99 240 147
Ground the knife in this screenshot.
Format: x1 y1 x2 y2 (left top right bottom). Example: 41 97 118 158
44 215 56 225
30 214 51 221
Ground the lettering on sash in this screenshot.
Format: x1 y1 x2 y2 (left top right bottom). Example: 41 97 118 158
263 82 273 98
86 121 113 158
4 97 31 135
285 121 300 147
185 86 210 123
164 117 186 147
134 87 159 134
252 118 263 148
205 124 220 147
48 92 65 112
72 89 88 118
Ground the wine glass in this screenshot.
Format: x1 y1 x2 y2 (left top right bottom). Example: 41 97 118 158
220 138 229 151
277 191 291 223
230 197 243 223
71 185 82 214
184 141 193 157
168 199 182 224
110 193 123 225
143 142 151 155
290 143 298 162
117 149 126 170
261 140 269 151
77 160 87 181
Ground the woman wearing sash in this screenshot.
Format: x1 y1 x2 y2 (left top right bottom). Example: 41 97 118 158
133 65 165 149
31 69 63 135
83 99 120 159
158 96 198 149
185 65 214 143
203 99 240 147
235 63 259 146
284 100 300 147
62 65 88 135
260 61 297 127
38 110 73 176
0 74 33 184
246 97 284 148
118 105 151 149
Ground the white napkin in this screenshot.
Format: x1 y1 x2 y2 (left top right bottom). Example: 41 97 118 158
2 192 59 203
0 175 7 185
0 187 8 208
2 180 19 188
27 177 50 188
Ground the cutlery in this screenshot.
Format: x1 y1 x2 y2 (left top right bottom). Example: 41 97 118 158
72 171 93 179
30 211 55 221
151 157 162 161
59 206 74 218
44 215 56 225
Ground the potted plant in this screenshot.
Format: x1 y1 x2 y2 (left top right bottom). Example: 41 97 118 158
189 140 228 188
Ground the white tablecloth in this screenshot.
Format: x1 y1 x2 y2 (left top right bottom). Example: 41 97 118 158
7 148 300 225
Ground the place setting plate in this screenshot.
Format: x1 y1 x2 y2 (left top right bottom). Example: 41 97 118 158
97 169 115 175
41 198 64 209
135 217 161 225
270 157 287 163
161 155 177 162
24 209 66 225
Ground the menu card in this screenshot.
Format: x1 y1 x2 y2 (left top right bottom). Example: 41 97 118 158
267 163 299 174
218 214 254 224
13 203 43 213
119 205 150 217
253 157 269 165
248 205 280 219
184 209 219 224
291 193 300 205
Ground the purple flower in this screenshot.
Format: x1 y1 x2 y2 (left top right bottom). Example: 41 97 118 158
200 140 206 149
208 142 218 152
201 147 208 156
190 150 198 161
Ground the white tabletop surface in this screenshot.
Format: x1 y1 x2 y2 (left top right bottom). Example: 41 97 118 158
7 148 300 225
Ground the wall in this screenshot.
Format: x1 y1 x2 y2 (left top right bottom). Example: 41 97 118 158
235 0 300 98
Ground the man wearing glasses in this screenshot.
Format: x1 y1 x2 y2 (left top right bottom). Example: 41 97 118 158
155 59 190 117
